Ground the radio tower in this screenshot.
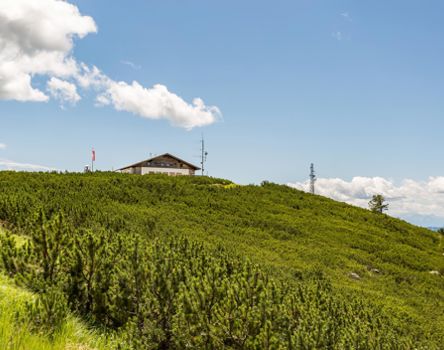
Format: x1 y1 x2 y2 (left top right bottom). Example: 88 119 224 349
309 163 316 194
200 135 208 176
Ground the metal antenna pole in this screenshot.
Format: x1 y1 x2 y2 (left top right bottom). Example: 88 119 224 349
309 163 316 194
200 135 208 176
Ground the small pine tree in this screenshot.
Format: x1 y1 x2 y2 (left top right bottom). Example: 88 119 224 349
368 194 389 213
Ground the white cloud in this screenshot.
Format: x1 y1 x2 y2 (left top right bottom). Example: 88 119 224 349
0 143 6 150
0 158 57 171
75 64 109 90
97 82 221 129
288 177 444 221
47 77 80 105
80 65 221 129
332 31 343 41
121 60 141 70
0 0 97 101
341 12 352 21
0 0 221 129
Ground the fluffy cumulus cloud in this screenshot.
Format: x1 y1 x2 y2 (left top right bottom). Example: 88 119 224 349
288 177 444 223
0 0 220 129
97 82 220 129
0 0 96 101
78 64 220 129
47 77 81 105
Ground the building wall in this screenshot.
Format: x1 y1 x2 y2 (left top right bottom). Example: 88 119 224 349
141 167 191 176
140 156 194 171
119 168 133 174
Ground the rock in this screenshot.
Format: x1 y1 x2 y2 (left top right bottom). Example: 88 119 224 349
349 272 361 280
366 265 381 274
429 270 440 276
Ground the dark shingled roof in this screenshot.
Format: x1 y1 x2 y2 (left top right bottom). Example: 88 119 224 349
117 153 201 171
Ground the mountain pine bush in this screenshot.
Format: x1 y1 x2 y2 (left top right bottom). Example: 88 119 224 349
0 171 442 348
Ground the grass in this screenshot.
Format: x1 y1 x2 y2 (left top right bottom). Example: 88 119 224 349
0 274 116 350
0 227 28 247
0 224 119 350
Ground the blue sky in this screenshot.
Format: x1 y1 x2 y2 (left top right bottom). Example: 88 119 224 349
1 1 444 225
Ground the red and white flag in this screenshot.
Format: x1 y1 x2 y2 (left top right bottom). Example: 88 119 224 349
92 148 96 162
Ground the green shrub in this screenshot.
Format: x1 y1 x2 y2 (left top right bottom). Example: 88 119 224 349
0 172 442 348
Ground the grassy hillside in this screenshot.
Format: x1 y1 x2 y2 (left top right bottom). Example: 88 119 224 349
0 171 443 349
0 272 116 350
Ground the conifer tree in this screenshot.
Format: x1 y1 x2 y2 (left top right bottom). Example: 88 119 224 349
368 194 389 213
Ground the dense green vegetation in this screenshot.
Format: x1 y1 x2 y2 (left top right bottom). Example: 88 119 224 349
0 272 116 350
0 171 443 349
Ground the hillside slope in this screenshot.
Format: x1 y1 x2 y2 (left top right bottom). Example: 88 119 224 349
0 272 116 350
0 172 443 348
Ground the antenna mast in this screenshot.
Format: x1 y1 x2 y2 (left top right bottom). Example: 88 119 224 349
309 163 316 194
200 135 208 176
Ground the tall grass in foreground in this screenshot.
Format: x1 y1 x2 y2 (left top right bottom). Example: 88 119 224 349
0 275 115 350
